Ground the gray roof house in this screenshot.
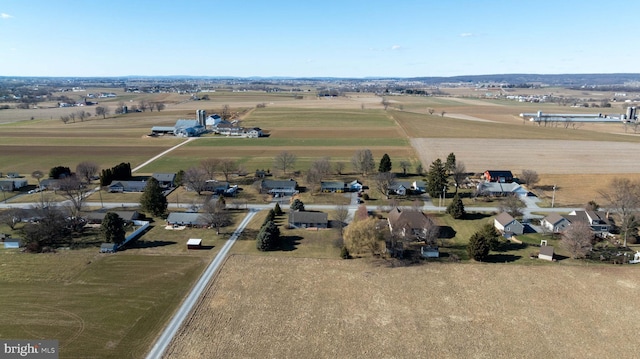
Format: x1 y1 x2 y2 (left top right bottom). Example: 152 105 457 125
320 181 346 193
494 212 524 236
541 213 572 233
152 173 176 188
166 212 208 227
108 180 147 193
566 210 612 234
387 207 435 240
288 211 328 229
260 179 298 196
476 182 527 197
83 210 140 224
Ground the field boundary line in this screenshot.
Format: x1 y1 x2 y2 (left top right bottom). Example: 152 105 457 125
132 137 196 173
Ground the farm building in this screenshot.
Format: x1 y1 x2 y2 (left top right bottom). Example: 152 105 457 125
151 111 207 137
484 170 514 183
187 238 202 249
520 111 624 123
288 211 328 229
494 212 524 237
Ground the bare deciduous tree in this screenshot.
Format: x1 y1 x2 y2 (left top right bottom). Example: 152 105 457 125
156 103 165 112
218 159 238 182
183 167 209 195
274 151 297 175
381 98 390 110
351 149 375 176
452 161 467 193
221 104 231 120
398 160 411 176
333 205 350 238
373 171 396 199
76 161 99 184
520 169 540 188
95 106 109 119
200 158 220 180
199 197 231 235
334 161 346 175
58 176 88 217
561 221 593 259
599 178 640 247
498 195 526 218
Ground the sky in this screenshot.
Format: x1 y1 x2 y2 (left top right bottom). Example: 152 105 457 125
1 0 639 78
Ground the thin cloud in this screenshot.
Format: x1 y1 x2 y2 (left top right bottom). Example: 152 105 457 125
391 45 401 50
1 13 13 19
459 33 473 37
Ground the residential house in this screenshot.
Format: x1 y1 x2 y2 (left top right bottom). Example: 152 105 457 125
476 182 527 197
494 212 524 237
541 213 572 233
152 173 176 188
39 178 61 191
260 179 298 196
108 180 147 193
387 207 435 240
348 180 364 192
484 170 514 183
412 180 427 193
541 210 612 235
82 211 140 224
388 183 409 196
320 181 346 193
566 210 612 234
205 180 230 194
246 127 263 138
205 114 222 127
288 211 329 229
166 212 208 227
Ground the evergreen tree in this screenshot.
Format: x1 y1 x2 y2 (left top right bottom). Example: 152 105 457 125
264 208 276 226
101 212 126 244
467 232 490 261
274 202 283 216
426 158 447 199
140 177 168 217
290 198 305 211
446 193 466 219
174 169 185 186
378 153 392 173
256 221 280 251
445 152 456 174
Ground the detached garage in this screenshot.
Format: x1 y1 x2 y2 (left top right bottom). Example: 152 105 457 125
187 238 202 250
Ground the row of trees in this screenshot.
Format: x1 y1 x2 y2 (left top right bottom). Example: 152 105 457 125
99 162 132 186
181 158 239 195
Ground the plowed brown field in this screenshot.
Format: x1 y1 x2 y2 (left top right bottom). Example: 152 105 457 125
163 255 640 359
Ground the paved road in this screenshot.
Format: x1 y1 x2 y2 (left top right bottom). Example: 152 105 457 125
145 209 258 359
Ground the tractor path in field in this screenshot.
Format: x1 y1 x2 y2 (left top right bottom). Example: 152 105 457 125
132 137 196 173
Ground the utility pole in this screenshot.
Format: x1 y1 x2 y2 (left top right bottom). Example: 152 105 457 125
551 185 556 208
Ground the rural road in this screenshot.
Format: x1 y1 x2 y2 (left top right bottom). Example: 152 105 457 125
145 208 258 359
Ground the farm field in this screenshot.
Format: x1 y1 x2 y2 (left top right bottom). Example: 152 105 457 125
163 255 640 359
0 215 247 358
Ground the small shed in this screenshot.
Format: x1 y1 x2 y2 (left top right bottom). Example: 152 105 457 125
100 243 117 253
539 245 554 261
187 238 202 250
3 238 22 249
